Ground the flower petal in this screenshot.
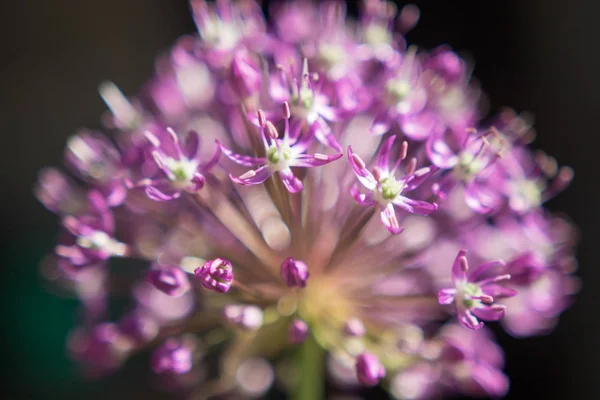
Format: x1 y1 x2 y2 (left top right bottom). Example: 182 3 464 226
350 184 378 206
452 249 469 285
426 134 459 169
230 165 272 186
438 288 456 305
472 304 506 322
370 111 393 136
145 185 180 201
458 308 484 330
377 135 396 173
218 141 266 166
290 152 343 168
380 203 403 234
393 196 438 215
469 260 506 282
399 111 437 141
348 146 376 190
310 117 342 152
464 181 501 214
482 284 518 299
279 168 304 193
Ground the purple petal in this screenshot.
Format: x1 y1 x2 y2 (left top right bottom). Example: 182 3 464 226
145 185 180 201
380 203 403 234
452 250 469 285
464 182 501 214
469 260 506 282
377 135 396 173
393 196 438 215
471 364 510 398
425 135 459 169
188 173 205 192
404 166 439 191
399 111 437 141
348 146 376 190
482 284 518 299
472 304 506 322
289 152 343 168
279 168 304 193
218 141 266 166
310 117 342 152
371 111 393 136
350 184 378 206
200 144 221 170
458 309 484 330
438 288 456 305
230 165 272 186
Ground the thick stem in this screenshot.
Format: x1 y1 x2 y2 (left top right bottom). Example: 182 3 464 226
295 334 325 400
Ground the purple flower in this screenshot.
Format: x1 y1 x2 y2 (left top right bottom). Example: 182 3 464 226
151 337 196 375
68 323 132 377
224 304 264 330
135 128 220 201
355 352 386 386
56 191 127 270
65 130 127 207
370 50 433 140
221 104 342 193
194 258 234 293
288 319 309 344
427 128 504 213
440 324 509 398
147 266 191 297
280 257 309 288
348 136 438 234
438 250 516 330
270 59 344 151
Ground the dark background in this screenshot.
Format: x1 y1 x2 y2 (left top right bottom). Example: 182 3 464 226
1 0 598 398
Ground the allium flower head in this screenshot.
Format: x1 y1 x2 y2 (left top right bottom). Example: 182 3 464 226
37 1 578 398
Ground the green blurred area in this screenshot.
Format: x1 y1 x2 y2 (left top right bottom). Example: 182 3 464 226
2 234 172 399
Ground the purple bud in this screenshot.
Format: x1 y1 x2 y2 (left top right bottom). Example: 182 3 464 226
224 304 264 330
119 310 159 345
194 258 234 293
151 337 195 375
280 257 309 288
147 266 191 297
343 318 366 337
356 352 386 386
288 319 309 344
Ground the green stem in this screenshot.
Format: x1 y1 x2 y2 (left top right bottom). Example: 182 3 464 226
295 334 324 400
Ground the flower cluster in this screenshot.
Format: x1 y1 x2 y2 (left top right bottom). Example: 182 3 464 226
37 1 578 398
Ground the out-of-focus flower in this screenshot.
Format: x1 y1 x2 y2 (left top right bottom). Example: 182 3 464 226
37 1 578 398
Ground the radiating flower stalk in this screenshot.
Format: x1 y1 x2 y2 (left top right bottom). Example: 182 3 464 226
36 1 579 398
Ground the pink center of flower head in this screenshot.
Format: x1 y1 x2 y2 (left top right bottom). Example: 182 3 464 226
36 1 578 399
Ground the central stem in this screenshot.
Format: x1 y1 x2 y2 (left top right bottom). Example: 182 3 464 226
295 333 324 400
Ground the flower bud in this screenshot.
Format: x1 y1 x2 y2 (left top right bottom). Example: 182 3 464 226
280 257 309 288
194 258 234 293
288 318 309 344
147 266 191 297
151 337 195 375
356 352 386 386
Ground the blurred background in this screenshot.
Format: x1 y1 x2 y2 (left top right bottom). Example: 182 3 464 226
1 0 598 398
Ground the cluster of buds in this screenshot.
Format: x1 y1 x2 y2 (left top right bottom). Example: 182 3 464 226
37 1 578 398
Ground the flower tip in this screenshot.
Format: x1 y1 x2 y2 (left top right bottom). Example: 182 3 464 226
282 101 291 119
356 353 385 386
195 258 234 293
280 257 309 288
288 319 309 344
